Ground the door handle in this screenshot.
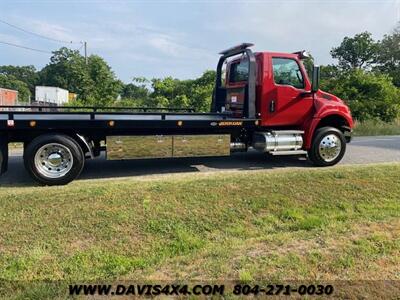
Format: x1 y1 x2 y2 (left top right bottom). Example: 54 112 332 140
269 100 275 113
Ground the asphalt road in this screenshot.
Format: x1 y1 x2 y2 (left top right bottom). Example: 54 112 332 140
1 135 399 186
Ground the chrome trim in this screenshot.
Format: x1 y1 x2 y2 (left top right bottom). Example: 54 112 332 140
270 150 307 156
76 134 93 158
318 134 342 162
253 131 304 153
173 135 230 157
107 135 173 160
106 135 231 160
230 142 247 151
34 143 73 178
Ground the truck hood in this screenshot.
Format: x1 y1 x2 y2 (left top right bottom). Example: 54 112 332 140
315 90 353 127
319 90 344 104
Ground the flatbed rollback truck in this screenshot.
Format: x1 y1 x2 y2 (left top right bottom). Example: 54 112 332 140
0 43 353 185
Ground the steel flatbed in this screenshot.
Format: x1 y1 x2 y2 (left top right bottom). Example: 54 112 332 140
0 106 259 140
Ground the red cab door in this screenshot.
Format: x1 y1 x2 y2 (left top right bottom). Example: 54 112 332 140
263 55 313 126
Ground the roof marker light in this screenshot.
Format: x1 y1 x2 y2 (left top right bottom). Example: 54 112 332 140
293 50 311 59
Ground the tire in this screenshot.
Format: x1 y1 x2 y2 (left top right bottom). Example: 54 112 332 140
308 126 346 166
24 134 84 185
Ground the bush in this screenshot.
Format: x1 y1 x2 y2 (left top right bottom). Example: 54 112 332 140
321 69 400 122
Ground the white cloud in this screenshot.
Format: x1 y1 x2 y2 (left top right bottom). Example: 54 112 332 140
27 19 80 44
148 34 182 56
206 1 399 64
0 33 21 44
1 1 399 81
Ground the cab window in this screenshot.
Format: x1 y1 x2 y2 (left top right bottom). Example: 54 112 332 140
272 58 304 89
229 59 249 83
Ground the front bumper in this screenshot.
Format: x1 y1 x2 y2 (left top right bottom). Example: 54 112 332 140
344 129 353 143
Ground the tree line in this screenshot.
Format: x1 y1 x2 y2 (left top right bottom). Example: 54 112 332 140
1 23 399 122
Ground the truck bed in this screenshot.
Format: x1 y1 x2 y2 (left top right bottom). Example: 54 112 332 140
0 106 258 136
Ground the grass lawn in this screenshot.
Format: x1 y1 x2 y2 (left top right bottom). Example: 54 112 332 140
0 164 399 298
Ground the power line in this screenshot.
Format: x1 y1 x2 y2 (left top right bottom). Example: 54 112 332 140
0 41 52 54
0 18 80 45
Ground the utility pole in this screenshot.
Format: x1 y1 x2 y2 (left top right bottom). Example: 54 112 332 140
84 41 88 65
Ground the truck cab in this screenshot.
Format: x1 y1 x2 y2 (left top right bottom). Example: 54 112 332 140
212 43 353 161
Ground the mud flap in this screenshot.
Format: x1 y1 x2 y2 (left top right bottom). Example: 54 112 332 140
0 136 8 175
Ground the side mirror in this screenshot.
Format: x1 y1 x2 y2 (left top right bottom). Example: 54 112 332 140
311 65 320 93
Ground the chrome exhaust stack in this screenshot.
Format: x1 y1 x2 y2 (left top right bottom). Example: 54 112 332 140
230 142 247 152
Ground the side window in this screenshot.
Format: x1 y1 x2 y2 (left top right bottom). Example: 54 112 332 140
229 59 249 83
272 58 304 89
221 60 227 87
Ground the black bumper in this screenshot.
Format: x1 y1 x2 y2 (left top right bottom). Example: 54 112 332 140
344 129 353 143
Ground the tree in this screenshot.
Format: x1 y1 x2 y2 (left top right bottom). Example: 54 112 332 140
331 32 379 70
86 55 123 106
301 55 314 80
150 77 188 108
0 65 38 94
39 47 122 105
375 23 400 87
147 70 216 111
185 70 216 112
39 48 90 97
121 77 150 101
0 74 31 103
321 69 399 122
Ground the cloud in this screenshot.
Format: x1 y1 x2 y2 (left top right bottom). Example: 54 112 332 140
0 33 21 44
148 34 182 57
62 17 214 67
10 18 82 45
1 1 399 81
204 1 399 65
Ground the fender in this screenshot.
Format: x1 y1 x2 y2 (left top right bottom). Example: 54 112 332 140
303 111 353 149
76 134 94 159
0 135 8 175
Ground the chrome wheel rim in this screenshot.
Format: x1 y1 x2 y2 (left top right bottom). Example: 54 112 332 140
318 134 342 162
34 143 73 178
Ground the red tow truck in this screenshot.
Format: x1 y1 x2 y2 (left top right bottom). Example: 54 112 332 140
0 43 353 185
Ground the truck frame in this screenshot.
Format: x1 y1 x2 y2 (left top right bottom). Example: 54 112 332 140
0 43 353 185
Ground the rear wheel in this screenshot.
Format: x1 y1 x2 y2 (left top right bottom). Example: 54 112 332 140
24 134 84 185
308 126 346 166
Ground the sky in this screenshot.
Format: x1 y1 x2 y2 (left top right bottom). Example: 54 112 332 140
0 0 399 82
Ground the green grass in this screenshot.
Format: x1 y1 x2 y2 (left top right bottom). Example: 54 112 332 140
354 119 400 136
0 164 399 298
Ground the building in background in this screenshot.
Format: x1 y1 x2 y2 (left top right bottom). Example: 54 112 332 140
35 86 69 106
0 88 18 105
68 92 77 102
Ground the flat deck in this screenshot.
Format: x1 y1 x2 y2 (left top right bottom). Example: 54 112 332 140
0 112 230 121
0 108 259 134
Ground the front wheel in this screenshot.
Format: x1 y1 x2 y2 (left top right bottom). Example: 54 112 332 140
24 134 85 185
308 127 346 166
